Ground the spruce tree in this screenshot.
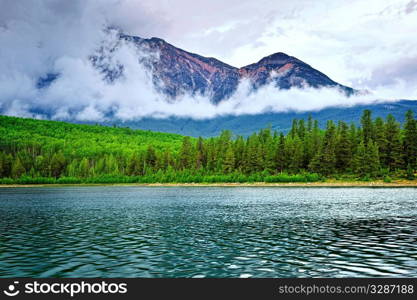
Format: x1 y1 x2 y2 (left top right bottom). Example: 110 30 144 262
366 141 381 177
178 137 195 170
373 117 387 166
335 121 352 172
361 109 374 144
352 141 367 177
403 110 417 169
385 115 404 170
222 144 235 173
313 121 337 175
287 136 304 173
275 133 286 172
196 137 206 169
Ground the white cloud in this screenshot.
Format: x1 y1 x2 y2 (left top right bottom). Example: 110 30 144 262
0 0 416 123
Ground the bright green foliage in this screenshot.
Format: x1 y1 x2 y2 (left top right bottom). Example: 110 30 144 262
335 121 352 172
0 109 416 184
11 156 25 179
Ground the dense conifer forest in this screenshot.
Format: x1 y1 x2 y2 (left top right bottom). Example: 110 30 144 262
0 109 416 184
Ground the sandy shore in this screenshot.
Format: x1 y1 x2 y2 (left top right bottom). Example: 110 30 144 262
1 180 417 188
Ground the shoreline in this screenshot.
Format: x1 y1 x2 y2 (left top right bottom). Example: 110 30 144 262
1 180 417 188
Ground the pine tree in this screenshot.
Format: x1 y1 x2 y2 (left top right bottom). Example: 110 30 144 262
385 115 404 170
144 146 157 170
403 110 417 169
287 136 304 173
222 144 235 173
275 133 286 172
373 117 387 166
297 119 306 140
353 141 380 177
352 142 367 177
335 121 352 172
206 140 217 172
178 137 195 170
366 141 381 177
233 136 245 172
307 114 313 133
196 137 206 169
244 134 260 174
312 121 337 175
361 109 374 144
289 119 298 139
311 120 322 155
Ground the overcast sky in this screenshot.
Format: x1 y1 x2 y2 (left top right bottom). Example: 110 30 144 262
113 0 417 90
0 0 416 120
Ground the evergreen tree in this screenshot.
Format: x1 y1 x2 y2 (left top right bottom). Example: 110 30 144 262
275 133 286 172
244 134 260 174
145 146 157 170
196 137 206 169
178 137 195 170
287 136 304 173
403 110 417 169
361 109 374 144
2 109 417 184
289 119 298 139
335 121 352 172
373 117 387 166
385 115 404 170
297 119 306 140
222 144 235 173
366 141 381 177
233 136 245 172
310 121 337 175
353 141 380 177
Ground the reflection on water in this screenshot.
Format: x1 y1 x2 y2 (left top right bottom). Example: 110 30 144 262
0 187 416 278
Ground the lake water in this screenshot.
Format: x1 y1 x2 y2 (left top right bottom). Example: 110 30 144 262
0 187 416 278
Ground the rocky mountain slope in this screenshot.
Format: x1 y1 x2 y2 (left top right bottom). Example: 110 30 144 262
92 32 356 103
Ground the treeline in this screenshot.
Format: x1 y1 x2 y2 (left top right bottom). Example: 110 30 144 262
0 109 416 184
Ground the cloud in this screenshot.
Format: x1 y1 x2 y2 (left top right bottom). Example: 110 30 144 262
147 0 417 92
0 0 416 123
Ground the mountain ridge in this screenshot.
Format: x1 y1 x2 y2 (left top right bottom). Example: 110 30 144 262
109 32 357 102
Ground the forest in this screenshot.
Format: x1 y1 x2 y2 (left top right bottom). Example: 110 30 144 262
0 109 416 184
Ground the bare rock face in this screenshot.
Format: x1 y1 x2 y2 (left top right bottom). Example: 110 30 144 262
92 32 356 103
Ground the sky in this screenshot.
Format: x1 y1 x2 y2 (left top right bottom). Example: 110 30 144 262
115 0 417 90
0 0 416 120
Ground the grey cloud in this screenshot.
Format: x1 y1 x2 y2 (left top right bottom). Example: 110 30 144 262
0 0 416 123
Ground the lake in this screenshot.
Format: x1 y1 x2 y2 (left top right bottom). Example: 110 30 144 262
0 187 416 278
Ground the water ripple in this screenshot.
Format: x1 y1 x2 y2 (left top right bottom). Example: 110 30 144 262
0 187 416 277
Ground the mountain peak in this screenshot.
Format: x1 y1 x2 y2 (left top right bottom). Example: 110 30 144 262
148 37 166 43
256 52 302 66
93 31 357 102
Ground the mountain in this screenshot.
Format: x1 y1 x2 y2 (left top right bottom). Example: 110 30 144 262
238 52 355 95
102 100 417 137
35 30 416 138
91 32 356 103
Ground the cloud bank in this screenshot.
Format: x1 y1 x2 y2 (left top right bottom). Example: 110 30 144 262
0 0 415 122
